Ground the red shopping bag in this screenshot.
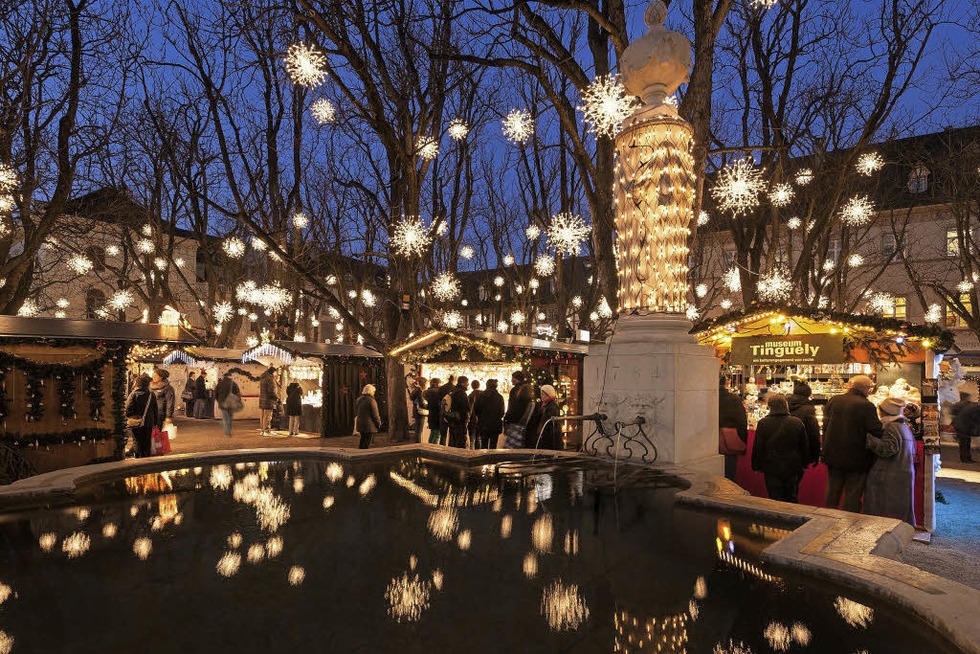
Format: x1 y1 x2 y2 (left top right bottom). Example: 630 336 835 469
151 428 172 456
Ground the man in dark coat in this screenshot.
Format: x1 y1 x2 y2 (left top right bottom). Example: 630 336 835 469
258 366 279 435
444 376 471 448
354 384 382 449
423 378 442 445
436 375 455 445
752 395 809 502
949 391 977 463
718 379 748 481
193 369 208 419
472 379 505 449
822 375 883 512
787 381 821 466
467 379 483 448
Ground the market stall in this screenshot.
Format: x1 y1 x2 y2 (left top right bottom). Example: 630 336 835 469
241 340 385 437
693 305 954 529
389 330 588 446
0 316 197 479
145 347 264 420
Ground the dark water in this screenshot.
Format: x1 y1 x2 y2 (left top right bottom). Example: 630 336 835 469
0 456 960 653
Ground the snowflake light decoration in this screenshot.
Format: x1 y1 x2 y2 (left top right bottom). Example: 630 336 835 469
109 289 134 311
750 0 780 9
431 272 461 302
924 303 942 324
856 152 885 176
503 254 515 267
361 289 376 307
136 238 154 254
839 195 875 227
786 216 802 230
213 301 233 324
251 237 267 251
497 320 509 332
56 298 69 309
284 42 327 88
695 283 708 298
525 224 541 240
697 211 709 227
822 259 836 272
723 267 742 293
867 292 894 315
141 223 153 237
0 164 18 190
154 257 167 270
547 212 590 256
757 269 792 302
68 255 94 275
174 257 185 267
958 280 974 293
769 183 795 207
711 158 766 215
310 98 337 124
571 295 583 308
16 300 38 317
459 244 475 260
493 275 505 288
448 119 469 140
390 215 431 258
720 299 733 310
223 237 246 259
0 193 13 213
534 254 556 277
416 135 439 160
243 284 290 313
597 296 613 318
510 310 526 326
502 109 534 144
291 212 310 229
578 74 638 138
435 221 448 237
686 305 700 321
848 253 865 267
795 168 814 186
442 310 462 329
529 278 540 290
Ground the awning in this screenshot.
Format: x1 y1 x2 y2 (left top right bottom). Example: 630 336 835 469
389 329 588 362
0 316 199 345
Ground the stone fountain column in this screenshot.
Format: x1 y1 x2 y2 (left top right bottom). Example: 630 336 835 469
584 0 721 473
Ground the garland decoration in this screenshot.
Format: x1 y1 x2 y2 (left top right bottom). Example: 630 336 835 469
25 373 45 422
111 349 128 458
4 428 115 449
55 369 77 421
85 366 105 421
0 367 7 424
226 367 262 381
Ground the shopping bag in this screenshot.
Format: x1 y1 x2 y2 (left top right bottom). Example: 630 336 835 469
151 428 172 456
503 423 525 449
164 420 178 441
495 433 507 449
718 427 746 455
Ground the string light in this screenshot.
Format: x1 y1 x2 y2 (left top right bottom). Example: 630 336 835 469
310 98 337 124
448 118 469 140
16 299 38 317
856 152 884 176
284 42 327 87
712 158 766 215
697 211 709 227
578 74 638 138
839 195 874 227
502 109 534 144
597 296 613 318
431 272 461 302
547 212 591 256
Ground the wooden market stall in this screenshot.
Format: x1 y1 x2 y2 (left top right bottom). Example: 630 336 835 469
0 316 197 480
692 304 954 529
241 340 385 437
389 329 588 445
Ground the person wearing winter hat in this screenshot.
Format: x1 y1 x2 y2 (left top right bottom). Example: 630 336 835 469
822 375 883 513
786 381 821 467
863 396 916 524
529 384 562 450
949 390 977 463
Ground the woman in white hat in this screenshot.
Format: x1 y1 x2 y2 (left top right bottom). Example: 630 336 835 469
529 384 562 450
863 396 916 524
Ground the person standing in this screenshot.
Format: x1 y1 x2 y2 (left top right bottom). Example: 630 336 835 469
437 375 455 445
472 379 505 449
258 366 279 435
467 379 483 448
424 377 442 445
182 372 196 417
751 395 809 503
503 370 534 448
125 374 159 458
822 375 883 512
149 369 176 430
949 391 977 463
787 381 822 467
444 376 471 448
285 381 303 436
718 379 749 481
864 397 917 524
411 378 429 443
193 369 208 419
354 384 382 449
214 372 241 437
530 384 562 450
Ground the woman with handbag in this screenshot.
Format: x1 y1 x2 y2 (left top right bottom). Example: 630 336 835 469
285 381 303 436
215 371 243 437
182 372 196 417
125 374 159 458
502 371 534 448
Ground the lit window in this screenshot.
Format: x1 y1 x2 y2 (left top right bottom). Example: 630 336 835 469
946 294 972 328
881 234 897 259
908 165 929 194
881 296 906 319
946 229 959 257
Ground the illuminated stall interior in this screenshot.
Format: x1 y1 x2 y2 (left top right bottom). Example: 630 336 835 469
693 306 953 427
390 330 587 445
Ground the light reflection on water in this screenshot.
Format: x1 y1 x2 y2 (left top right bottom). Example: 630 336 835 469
0 457 957 653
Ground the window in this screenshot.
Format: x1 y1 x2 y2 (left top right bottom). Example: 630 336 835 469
827 239 840 263
881 233 897 259
908 165 930 194
947 229 960 257
946 294 972 328
893 297 906 319
85 288 106 319
195 248 207 283
478 285 488 302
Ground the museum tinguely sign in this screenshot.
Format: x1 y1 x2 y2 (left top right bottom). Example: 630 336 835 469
730 334 844 365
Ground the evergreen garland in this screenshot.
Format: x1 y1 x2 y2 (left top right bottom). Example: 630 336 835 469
5 428 115 448
85 366 105 421
110 350 128 458
0 367 7 423
54 369 77 421
226 367 262 381
24 373 45 422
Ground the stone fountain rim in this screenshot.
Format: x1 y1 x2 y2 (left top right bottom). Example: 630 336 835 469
0 444 976 654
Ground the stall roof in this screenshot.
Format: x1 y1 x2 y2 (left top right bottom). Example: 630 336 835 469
0 316 198 344
390 329 588 360
274 341 383 359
